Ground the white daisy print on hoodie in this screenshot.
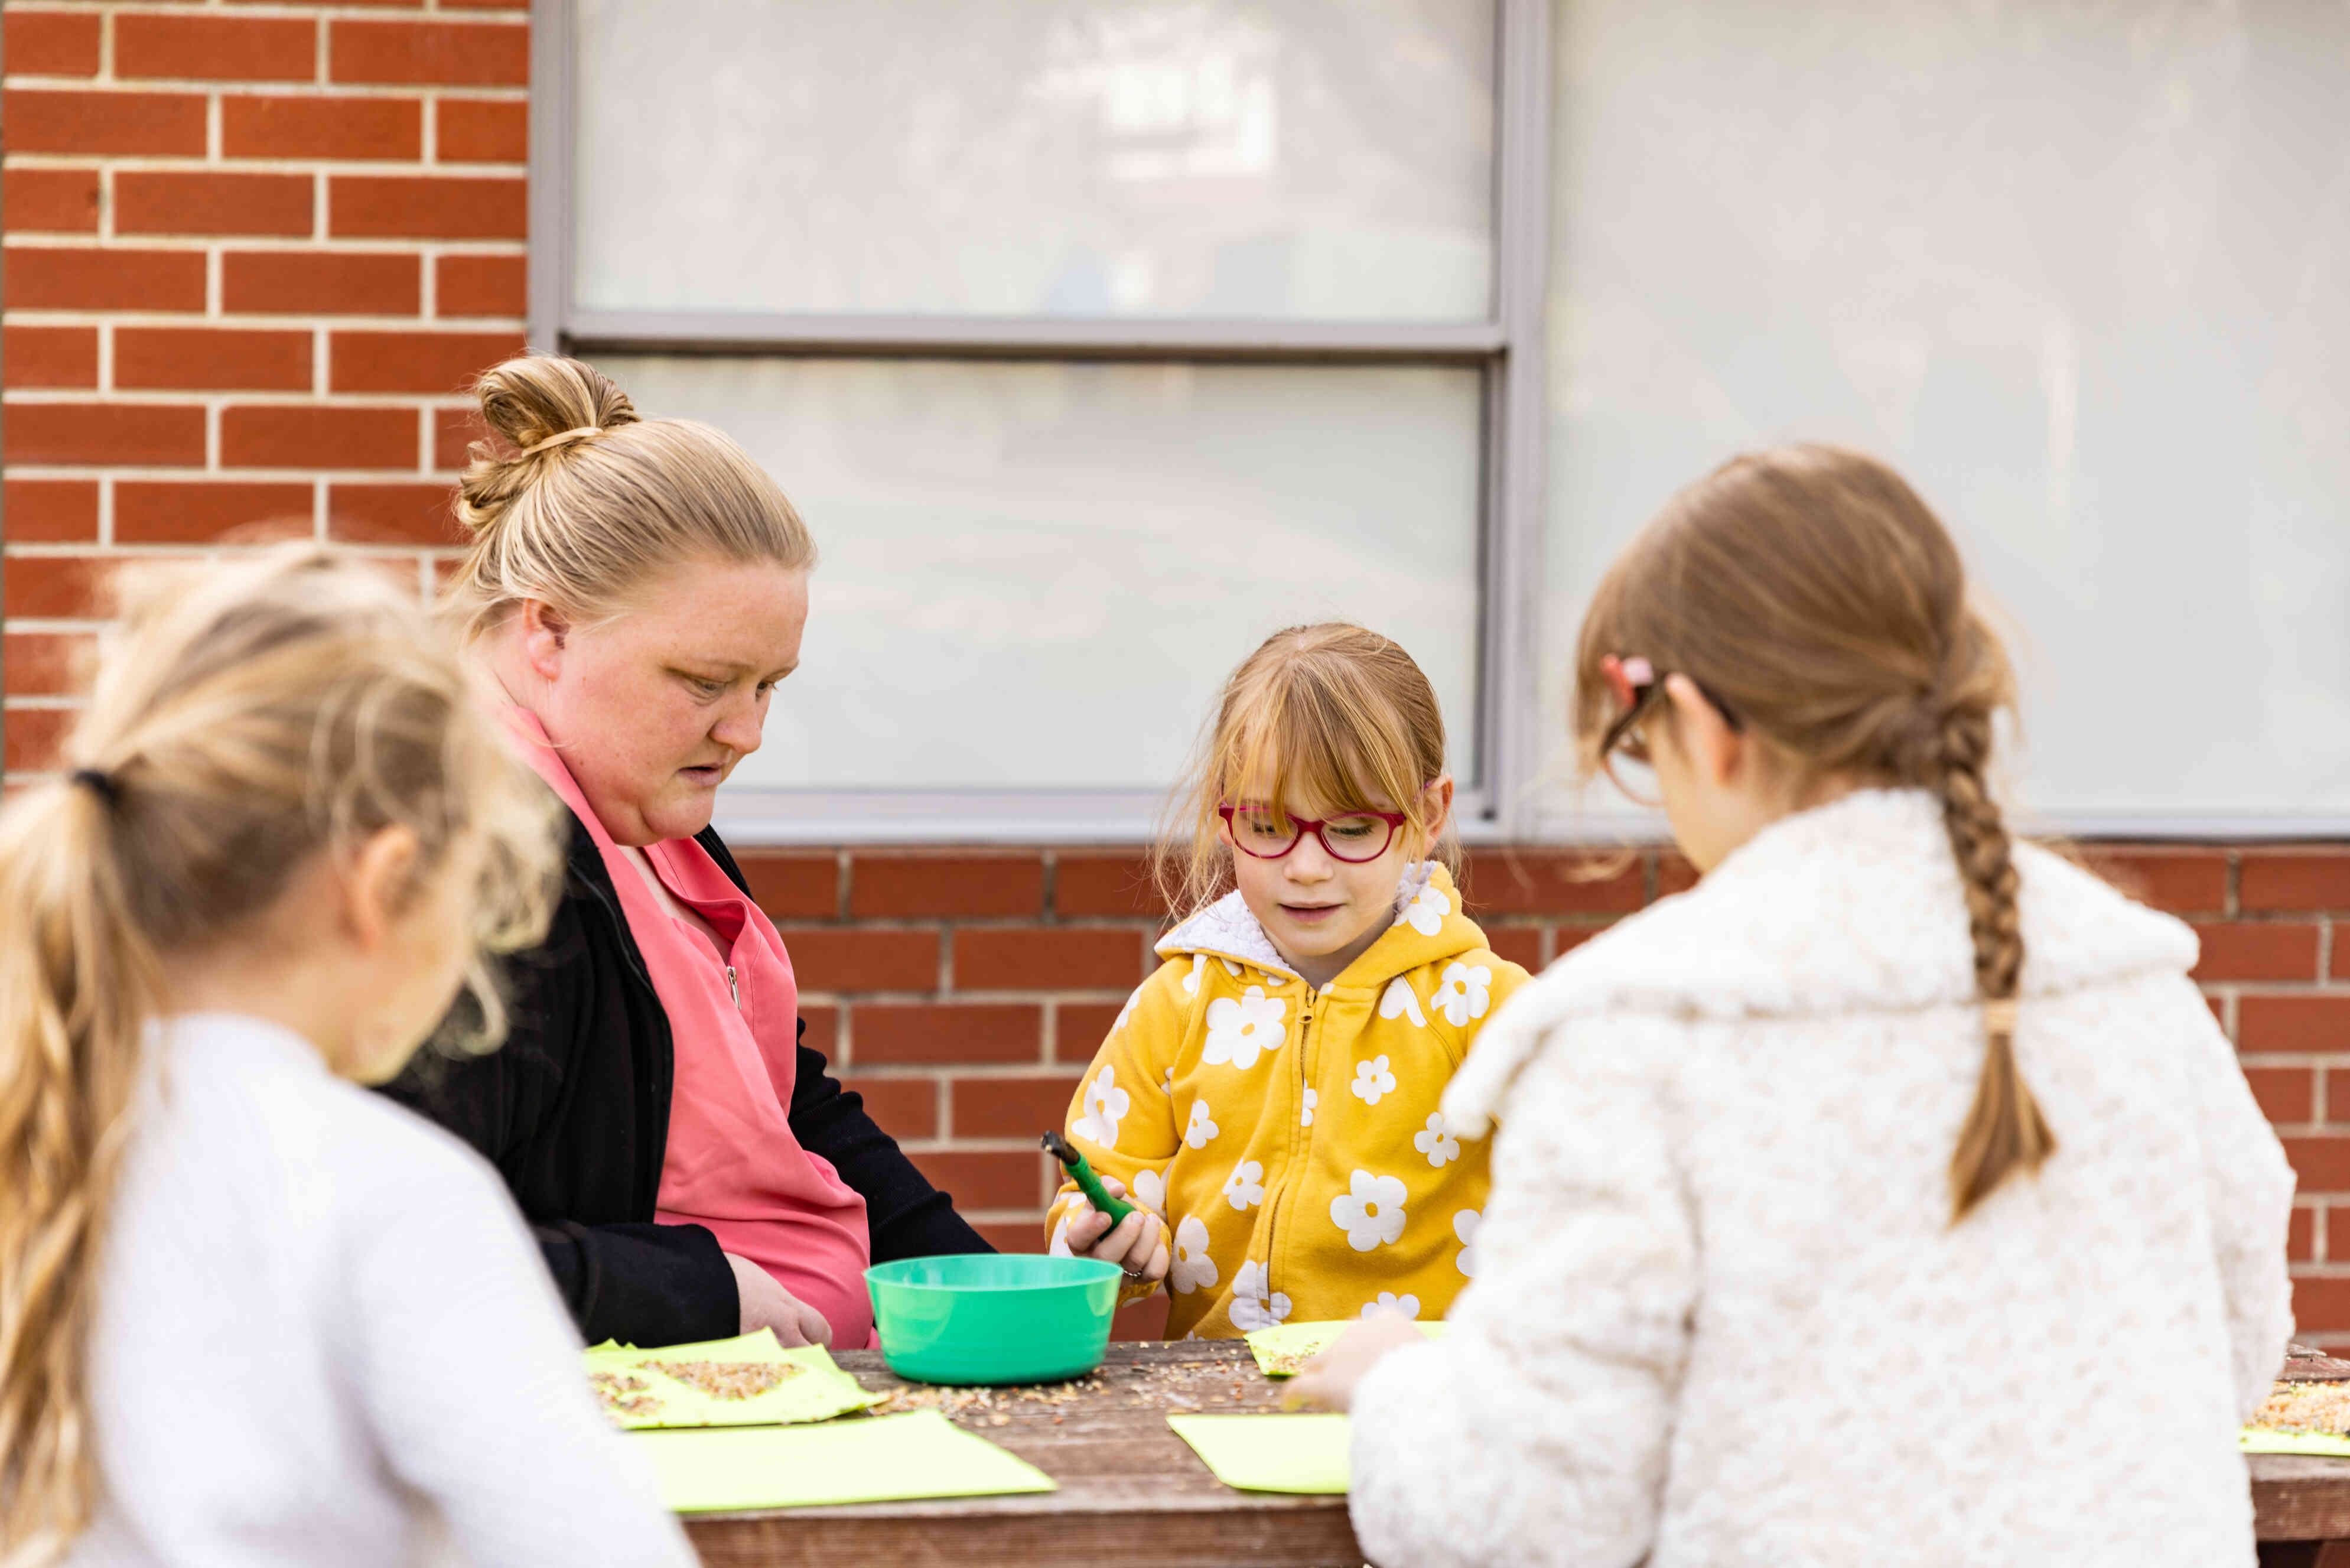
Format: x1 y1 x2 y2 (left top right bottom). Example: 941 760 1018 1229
1378 977 1428 1029
1414 1112 1461 1169
1332 1170 1409 1252
1169 1216 1219 1295
1202 985 1285 1071
1394 882 1449 936
1228 1260 1292 1332
1072 1064 1130 1150
1431 962 1493 1028
1453 1208 1481 1278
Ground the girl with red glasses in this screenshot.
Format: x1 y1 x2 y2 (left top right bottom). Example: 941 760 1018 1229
1046 623 1531 1339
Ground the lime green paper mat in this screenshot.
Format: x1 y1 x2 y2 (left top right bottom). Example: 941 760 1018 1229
584 1328 882 1430
1168 1412 1350 1494
2242 1427 2350 1458
636 1410 1056 1512
1244 1319 1447 1378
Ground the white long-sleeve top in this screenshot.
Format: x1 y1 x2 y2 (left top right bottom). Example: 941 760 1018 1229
70 1013 698 1568
1350 789 2294 1568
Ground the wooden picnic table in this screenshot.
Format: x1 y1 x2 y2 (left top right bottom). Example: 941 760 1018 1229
684 1339 1355 1567
679 1338 2350 1567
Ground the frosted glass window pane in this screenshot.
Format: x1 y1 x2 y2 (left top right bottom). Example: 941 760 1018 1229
588 357 1483 792
1544 0 2350 825
574 0 1493 321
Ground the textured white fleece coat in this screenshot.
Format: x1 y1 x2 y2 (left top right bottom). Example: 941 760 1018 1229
1349 790 2294 1568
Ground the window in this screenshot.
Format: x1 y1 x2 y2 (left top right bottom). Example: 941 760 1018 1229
595 356 1483 806
542 0 2350 841
572 2 1496 322
1538 0 2350 834
538 0 1551 842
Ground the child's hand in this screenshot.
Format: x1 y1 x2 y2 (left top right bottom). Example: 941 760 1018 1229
1284 1315 1425 1412
1064 1179 1170 1290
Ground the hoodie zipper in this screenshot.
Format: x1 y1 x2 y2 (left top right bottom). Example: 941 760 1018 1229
1255 984 1317 1320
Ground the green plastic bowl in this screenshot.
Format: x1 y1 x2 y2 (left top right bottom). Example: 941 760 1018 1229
865 1254 1124 1385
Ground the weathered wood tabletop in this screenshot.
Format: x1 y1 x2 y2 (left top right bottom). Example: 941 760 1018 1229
680 1339 2350 1566
2258 1348 2350 1560
683 1339 1357 1568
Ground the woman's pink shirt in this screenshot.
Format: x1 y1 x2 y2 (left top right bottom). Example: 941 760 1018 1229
503 710 874 1346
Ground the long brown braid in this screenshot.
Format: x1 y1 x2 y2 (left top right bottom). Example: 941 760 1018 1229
1936 700 2055 1216
1571 444 2055 1222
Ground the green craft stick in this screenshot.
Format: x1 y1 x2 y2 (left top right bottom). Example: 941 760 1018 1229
1040 1130 1135 1224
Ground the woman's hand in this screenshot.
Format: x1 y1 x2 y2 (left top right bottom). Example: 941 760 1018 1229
725 1253 834 1347
1063 1178 1170 1290
1285 1315 1426 1412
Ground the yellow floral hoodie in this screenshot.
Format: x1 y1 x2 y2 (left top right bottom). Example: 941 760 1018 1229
1049 863 1529 1338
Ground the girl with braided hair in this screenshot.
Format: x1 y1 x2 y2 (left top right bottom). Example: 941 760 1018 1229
1294 445 2293 1567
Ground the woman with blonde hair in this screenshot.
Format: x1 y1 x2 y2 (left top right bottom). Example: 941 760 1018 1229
1296 446 2293 1566
0 549 694 1566
384 354 987 1353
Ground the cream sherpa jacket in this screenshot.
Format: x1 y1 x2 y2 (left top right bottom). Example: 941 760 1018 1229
1349 789 2294 1568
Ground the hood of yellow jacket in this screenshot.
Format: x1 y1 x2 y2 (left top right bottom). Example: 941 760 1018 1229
1154 862 1488 991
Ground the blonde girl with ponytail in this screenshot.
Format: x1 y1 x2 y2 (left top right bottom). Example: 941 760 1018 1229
0 549 696 1568
1296 447 2295 1568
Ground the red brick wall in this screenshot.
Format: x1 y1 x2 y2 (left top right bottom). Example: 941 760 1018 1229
1 0 522 773
735 844 2350 1345
7 3 2348 1349
733 845 1693 1340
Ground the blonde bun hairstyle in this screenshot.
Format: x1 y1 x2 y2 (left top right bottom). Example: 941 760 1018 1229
444 354 816 640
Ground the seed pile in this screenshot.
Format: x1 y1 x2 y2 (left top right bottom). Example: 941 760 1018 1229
864 1358 1284 1427
588 1371 664 1420
2253 1381 2350 1435
640 1358 802 1401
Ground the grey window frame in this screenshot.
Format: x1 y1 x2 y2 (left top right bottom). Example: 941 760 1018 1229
528 0 1552 846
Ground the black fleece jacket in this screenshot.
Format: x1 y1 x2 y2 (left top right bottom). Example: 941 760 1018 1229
380 813 990 1348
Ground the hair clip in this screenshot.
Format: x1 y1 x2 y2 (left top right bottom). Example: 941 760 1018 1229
1981 998 2020 1036
1600 654 1655 712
